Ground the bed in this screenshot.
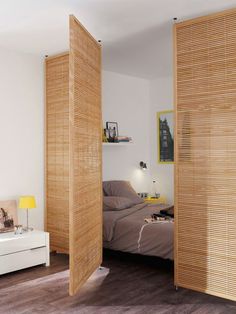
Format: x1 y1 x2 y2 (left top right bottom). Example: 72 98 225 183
103 181 174 260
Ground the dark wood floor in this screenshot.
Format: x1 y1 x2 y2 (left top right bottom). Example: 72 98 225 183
0 250 235 314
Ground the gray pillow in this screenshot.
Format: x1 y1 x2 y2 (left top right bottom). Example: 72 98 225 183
103 181 144 205
103 196 135 211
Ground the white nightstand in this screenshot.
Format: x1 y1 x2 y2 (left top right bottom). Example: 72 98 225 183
0 230 50 275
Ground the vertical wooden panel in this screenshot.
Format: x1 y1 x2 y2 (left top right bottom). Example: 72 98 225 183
175 8 236 301
45 53 70 253
69 15 102 296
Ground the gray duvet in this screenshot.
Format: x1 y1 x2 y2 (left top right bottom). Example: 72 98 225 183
103 203 173 260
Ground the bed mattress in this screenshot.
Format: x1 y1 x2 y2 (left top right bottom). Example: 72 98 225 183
103 203 174 260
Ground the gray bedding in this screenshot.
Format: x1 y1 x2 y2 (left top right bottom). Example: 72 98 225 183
103 203 173 260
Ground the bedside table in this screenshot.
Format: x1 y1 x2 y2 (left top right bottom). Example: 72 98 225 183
0 230 50 275
144 196 167 204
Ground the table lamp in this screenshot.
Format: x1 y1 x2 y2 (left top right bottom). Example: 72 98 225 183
18 196 36 231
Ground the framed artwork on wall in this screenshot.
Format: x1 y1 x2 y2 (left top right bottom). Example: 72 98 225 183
157 110 174 163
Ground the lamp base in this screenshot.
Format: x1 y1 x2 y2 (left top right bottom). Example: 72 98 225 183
23 227 34 232
24 208 33 232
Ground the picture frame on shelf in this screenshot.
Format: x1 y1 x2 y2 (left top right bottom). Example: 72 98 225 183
106 121 119 142
0 200 18 233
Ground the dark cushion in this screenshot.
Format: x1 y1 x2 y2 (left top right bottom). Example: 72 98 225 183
103 196 135 211
103 181 144 205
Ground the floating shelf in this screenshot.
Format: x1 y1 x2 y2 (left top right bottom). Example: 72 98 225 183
102 142 133 146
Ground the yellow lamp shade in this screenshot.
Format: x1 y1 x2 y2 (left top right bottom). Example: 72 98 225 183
19 196 36 209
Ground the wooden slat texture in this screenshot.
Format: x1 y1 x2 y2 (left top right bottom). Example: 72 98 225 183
69 15 102 296
174 8 236 301
45 54 70 253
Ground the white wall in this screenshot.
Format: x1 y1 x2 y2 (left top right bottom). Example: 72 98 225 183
0 47 44 230
147 23 174 204
149 77 174 204
102 70 174 201
102 70 151 193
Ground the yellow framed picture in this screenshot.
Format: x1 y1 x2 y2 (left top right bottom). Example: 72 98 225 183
157 110 174 164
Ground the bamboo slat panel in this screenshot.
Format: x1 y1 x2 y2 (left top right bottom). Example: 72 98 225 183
69 15 102 296
174 8 236 301
45 54 70 253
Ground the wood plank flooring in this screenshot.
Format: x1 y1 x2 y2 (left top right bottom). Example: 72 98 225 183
0 250 235 314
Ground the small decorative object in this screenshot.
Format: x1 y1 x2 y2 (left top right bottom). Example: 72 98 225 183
157 110 174 163
151 180 160 198
14 224 23 235
140 161 147 170
116 136 132 143
102 128 108 142
106 122 118 142
137 192 148 198
0 200 17 233
18 196 36 232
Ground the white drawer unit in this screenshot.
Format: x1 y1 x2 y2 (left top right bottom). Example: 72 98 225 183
0 230 50 275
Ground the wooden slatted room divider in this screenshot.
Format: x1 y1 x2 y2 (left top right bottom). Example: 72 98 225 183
45 15 102 296
174 8 236 301
69 15 102 296
45 53 70 253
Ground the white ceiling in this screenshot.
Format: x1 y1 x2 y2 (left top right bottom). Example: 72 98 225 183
0 0 235 79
